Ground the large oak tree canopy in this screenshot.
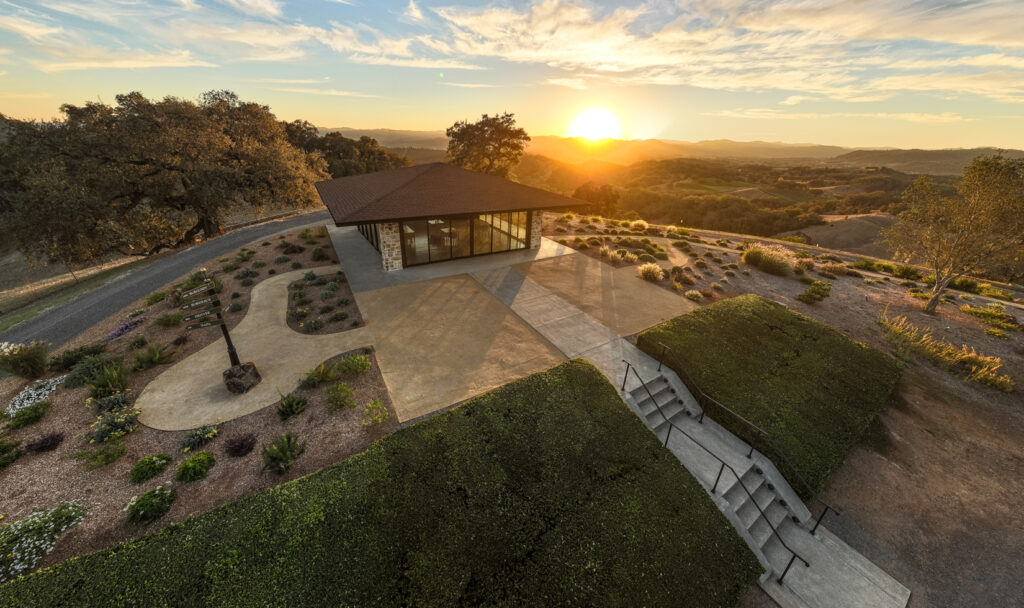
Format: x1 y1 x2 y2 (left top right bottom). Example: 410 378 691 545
445 112 530 178
1 91 328 265
884 154 1024 312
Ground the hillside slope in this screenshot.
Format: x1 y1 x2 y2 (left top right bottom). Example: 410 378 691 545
830 148 1024 175
779 213 896 258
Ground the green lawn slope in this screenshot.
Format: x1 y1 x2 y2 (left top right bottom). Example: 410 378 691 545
638 294 901 497
0 359 760 608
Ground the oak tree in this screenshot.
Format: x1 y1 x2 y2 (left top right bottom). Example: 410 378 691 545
446 112 530 178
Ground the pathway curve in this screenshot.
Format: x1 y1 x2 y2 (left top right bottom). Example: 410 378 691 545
1 211 331 347
136 265 370 431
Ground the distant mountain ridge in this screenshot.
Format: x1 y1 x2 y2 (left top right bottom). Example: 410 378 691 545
324 126 1023 175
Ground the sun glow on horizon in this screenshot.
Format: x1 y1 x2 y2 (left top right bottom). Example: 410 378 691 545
567 107 622 140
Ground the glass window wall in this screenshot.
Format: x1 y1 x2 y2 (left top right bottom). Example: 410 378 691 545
401 210 531 266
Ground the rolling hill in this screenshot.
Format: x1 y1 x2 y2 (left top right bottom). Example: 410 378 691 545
829 148 1024 175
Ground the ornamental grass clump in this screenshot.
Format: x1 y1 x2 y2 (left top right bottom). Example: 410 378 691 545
741 244 792 276
262 432 306 475
0 501 86 583
276 392 308 421
960 303 1019 332
878 308 1013 391
176 451 215 482
130 454 172 484
133 342 175 371
181 424 219 453
684 290 703 302
0 342 50 380
0 438 21 471
86 361 130 399
299 361 339 389
796 281 833 304
48 343 106 373
324 382 355 412
338 354 371 376
125 484 176 524
638 263 664 282
362 399 389 425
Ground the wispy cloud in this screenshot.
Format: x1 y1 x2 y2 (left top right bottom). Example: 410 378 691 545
249 77 330 84
218 0 282 18
271 87 378 98
706 108 971 124
404 0 425 23
440 82 495 88
0 15 62 40
35 48 215 72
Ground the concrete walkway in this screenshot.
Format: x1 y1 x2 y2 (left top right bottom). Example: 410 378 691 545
471 265 910 608
136 266 371 430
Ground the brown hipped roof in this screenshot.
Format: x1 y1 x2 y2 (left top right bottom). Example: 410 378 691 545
315 162 589 225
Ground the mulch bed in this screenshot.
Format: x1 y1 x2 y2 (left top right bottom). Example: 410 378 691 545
285 271 363 335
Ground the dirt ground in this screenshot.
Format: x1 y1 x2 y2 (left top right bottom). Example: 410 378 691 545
543 215 1024 608
285 271 364 334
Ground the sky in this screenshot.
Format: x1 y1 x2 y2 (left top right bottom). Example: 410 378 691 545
1 0 1023 148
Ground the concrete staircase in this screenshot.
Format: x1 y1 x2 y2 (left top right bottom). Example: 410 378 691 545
623 372 911 608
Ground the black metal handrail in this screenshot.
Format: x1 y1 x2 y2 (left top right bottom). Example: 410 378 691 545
652 342 840 530
622 360 810 584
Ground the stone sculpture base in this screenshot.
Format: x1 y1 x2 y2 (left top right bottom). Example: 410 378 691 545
223 362 262 394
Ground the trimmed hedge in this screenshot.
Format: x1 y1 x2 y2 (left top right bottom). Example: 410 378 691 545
638 294 901 497
0 360 760 607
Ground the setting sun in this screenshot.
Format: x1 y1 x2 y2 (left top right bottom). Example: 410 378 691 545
567 107 622 140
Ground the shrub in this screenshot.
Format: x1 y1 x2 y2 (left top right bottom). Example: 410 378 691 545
234 269 259 280
637 253 656 263
276 392 308 421
236 249 256 262
262 432 306 474
26 432 64 453
176 451 215 482
324 382 355 412
711 283 724 292
267 269 276 275
638 263 664 282
629 219 649 231
133 342 175 371
796 281 832 304
694 259 708 269
311 247 330 262
0 501 86 583
274 255 290 264
879 309 1013 391
73 437 125 468
679 274 695 286
741 244 791 276
89 407 140 443
49 343 107 373
224 433 257 457
0 342 50 380
724 270 736 277
182 424 219 453
979 284 1013 301
252 260 267 268
960 303 1019 331
291 262 303 270
130 454 172 484
327 311 349 324
794 259 815 272
684 290 703 301
154 313 184 328
303 319 324 333
221 262 240 272
892 265 920 280
362 399 389 425
338 354 371 376
5 399 50 430
126 484 176 524
239 278 254 287
128 335 149 350
319 305 335 315
86 361 130 399
0 438 22 471
301 361 339 388
985 328 1010 339
89 392 133 415
225 302 242 313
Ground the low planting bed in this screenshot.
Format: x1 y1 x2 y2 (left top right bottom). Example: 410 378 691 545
0 360 761 607
638 294 902 497
285 270 363 334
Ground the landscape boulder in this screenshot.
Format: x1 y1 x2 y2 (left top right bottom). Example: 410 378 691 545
223 362 262 394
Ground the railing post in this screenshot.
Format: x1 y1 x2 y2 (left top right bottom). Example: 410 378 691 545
657 344 665 372
711 462 725 494
664 424 671 447
746 445 754 459
621 361 630 391
779 554 798 585
811 506 830 535
698 409 705 424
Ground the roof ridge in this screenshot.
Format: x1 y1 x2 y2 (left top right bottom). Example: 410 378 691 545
339 163 435 220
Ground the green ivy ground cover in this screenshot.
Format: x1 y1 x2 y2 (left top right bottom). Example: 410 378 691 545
638 294 902 497
0 359 760 607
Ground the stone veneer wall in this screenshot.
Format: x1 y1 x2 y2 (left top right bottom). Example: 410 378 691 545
529 211 544 249
378 222 403 271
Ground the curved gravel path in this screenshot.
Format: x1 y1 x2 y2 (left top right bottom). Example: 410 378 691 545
0 210 331 347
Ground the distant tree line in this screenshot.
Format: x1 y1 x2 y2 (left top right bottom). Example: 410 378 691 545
0 91 408 268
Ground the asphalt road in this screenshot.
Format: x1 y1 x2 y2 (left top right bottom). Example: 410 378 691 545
0 210 331 348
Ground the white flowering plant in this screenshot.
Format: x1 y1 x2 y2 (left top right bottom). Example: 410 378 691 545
0 501 87 583
0 341 50 380
4 375 67 418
